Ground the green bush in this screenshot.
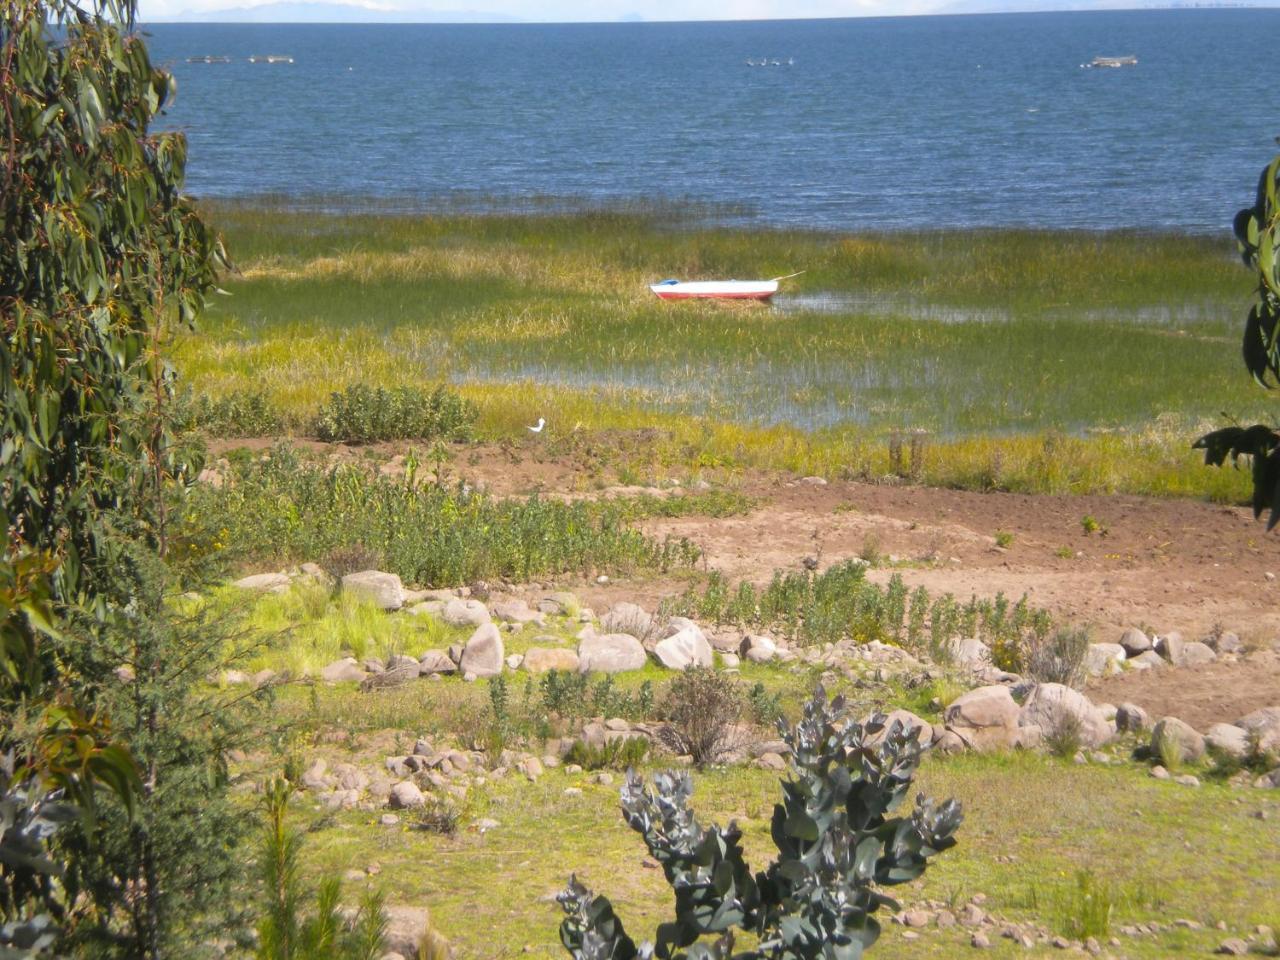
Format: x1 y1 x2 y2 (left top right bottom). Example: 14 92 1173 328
557 688 963 960
565 736 650 771
314 384 476 443
190 446 699 586
177 389 283 437
658 668 743 767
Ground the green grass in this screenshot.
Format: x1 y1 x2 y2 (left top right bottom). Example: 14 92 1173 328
171 203 1271 499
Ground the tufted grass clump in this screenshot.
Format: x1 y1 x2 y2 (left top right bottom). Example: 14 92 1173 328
314 383 477 443
190 446 699 587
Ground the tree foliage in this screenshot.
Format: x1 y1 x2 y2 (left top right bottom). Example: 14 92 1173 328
1195 153 1280 526
558 688 963 960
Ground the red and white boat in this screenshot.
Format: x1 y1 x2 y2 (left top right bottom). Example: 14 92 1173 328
649 272 804 301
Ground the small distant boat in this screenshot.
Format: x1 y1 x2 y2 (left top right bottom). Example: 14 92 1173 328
187 55 230 63
1086 55 1137 68
650 272 805 301
249 55 295 64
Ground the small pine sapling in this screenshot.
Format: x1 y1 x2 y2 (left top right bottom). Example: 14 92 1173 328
556 687 963 960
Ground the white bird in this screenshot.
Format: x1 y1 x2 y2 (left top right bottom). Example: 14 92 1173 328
527 418 545 433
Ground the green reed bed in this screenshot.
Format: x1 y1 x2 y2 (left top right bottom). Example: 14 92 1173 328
176 203 1268 497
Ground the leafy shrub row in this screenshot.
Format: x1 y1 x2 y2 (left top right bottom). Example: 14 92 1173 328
663 561 1053 670
314 384 476 443
175 389 283 437
187 446 699 586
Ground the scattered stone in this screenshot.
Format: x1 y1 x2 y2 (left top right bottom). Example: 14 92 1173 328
1149 765 1170 780
1151 716 1206 763
1115 702 1150 733
386 653 421 675
720 652 741 669
418 650 457 674
388 781 425 809
232 572 291 594
379 814 400 826
1127 650 1166 671
1174 774 1201 787
321 658 368 683
591 772 614 786
1119 627 1151 657
1216 939 1249 956
341 570 406 611
944 685 1021 751
517 757 544 781
798 475 828 486
521 647 581 674
442 597 491 628
902 910 930 928
505 654 524 670
653 624 714 670
970 932 991 949
577 633 647 674
740 634 778 663
301 759 333 791
492 599 545 625
459 623 505 678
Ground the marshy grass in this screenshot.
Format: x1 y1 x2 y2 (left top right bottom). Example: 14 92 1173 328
176 203 1269 499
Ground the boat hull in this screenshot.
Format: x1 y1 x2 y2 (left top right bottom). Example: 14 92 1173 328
650 280 778 301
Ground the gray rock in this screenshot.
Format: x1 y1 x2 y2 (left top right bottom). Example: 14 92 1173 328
653 625 714 670
1216 938 1250 956
1119 627 1151 657
1127 650 1165 670
1174 774 1201 787
300 759 333 791
340 570 406 611
232 572 291 594
521 647 580 673
1115 702 1150 732
1084 643 1126 677
577 633 647 674
505 654 523 670
720 652 741 668
1205 723 1250 759
944 685 1021 751
1207 632 1244 655
492 599 545 625
1154 632 1184 663
946 637 991 667
442 597 491 628
740 634 778 663
321 658 368 683
458 623 504 678
1018 683 1112 748
600 603 655 642
362 657 387 674
867 709 932 747
1254 767 1280 788
418 650 457 674
1177 640 1217 667
382 905 434 958
332 763 369 792
1151 716 1206 763
387 654 422 675
517 757 543 781
388 781 425 809
1238 707 1280 755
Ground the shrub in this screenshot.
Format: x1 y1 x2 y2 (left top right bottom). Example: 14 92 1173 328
176 389 283 437
314 384 476 443
1053 870 1117 940
565 736 650 771
556 689 963 960
658 668 744 767
1043 710 1084 759
1026 626 1091 688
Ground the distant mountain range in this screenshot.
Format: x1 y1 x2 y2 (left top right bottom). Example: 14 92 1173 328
152 1 525 21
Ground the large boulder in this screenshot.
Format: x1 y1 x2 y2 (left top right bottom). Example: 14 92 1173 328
1017 683 1112 748
458 623 504 678
388 781 425 809
1177 641 1217 667
600 603 655 643
577 633 647 674
1118 627 1152 658
740 634 778 663
340 570 406 611
232 572 291 594
442 597 491 628
1238 706 1280 755
1115 702 1151 733
1153 632 1184 664
521 647 581 674
944 686 1021 751
1150 716 1206 764
320 658 368 683
652 625 714 670
1084 643 1126 677
866 709 932 748
1205 723 1250 759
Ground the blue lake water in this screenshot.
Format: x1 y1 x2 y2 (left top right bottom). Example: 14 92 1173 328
147 11 1279 231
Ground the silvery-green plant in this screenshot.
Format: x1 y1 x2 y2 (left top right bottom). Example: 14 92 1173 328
557 687 963 960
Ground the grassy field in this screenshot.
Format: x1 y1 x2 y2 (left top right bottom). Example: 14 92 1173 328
173 203 1270 499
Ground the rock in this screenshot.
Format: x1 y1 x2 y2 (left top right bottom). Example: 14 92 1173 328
382 905 434 958
946 637 991 667
1174 774 1201 787
538 592 580 615
321 658 368 683
600 603 655 642
944 686 1021 751
380 814 400 827
1207 632 1244 655
1154 632 1184 663
577 633 647 674
971 932 991 948
1151 716 1206 763
442 597 490 628
1216 938 1250 956
363 657 387 674
458 623 504 678
300 759 333 791
933 729 968 754
341 570 406 611
720 652 741 669
798 475 827 486
1018 683 1111 748
492 599 544 625
1255 768 1280 788
332 763 369 792
1150 764 1170 780
1084 643 1126 677
1115 702 1150 732
232 572 291 594
297 562 334 588
517 757 543 781
387 654 422 675
388 781 425 809
901 910 930 928
418 650 457 674
1238 707 1280 755
1178 641 1217 667
521 647 581 674
505 654 524 670
1205 723 1250 759
740 634 778 663
1119 627 1151 657
1127 650 1165 671
756 752 787 771
653 625 714 670
867 709 932 748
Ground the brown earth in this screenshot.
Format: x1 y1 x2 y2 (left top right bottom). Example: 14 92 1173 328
211 437 1280 725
